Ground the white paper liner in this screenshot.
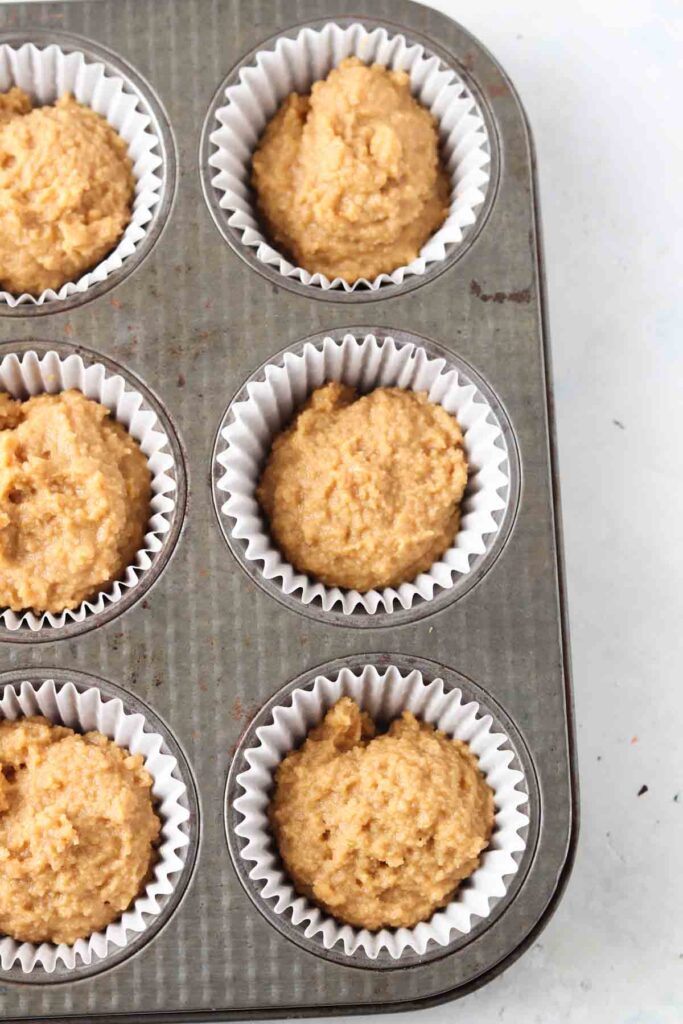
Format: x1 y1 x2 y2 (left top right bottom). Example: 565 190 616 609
208 21 491 291
0 677 191 973
0 349 177 632
215 333 510 615
233 664 529 960
0 42 163 306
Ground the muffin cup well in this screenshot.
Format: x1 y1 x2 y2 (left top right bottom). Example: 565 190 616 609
204 20 493 296
213 330 518 624
0 674 194 975
227 660 530 965
0 38 169 309
0 345 183 638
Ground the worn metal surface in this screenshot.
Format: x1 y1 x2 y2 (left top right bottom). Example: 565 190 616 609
0 0 577 1020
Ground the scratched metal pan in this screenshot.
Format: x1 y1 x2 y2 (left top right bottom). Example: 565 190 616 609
0 0 577 1020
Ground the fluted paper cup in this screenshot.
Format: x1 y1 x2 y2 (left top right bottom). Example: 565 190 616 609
207 20 492 293
229 663 529 962
214 331 514 619
0 347 179 634
0 677 192 973
0 41 164 306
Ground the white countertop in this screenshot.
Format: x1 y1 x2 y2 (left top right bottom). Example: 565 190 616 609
306 1 683 1020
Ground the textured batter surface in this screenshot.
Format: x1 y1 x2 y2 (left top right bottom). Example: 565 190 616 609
269 697 495 930
257 382 468 592
0 389 151 613
251 57 450 282
0 87 134 295
0 716 160 944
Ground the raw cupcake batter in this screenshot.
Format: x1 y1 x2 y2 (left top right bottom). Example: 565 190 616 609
269 697 495 930
0 87 134 295
257 382 468 592
0 716 160 944
251 57 450 282
0 389 151 613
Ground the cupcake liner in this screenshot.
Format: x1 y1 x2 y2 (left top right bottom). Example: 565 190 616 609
207 21 491 292
0 42 164 306
0 348 177 633
215 332 512 616
0 677 191 973
231 663 529 961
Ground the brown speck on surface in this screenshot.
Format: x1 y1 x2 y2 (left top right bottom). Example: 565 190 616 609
154 677 163 688
470 280 531 304
613 418 625 430
141 600 149 610
63 322 74 336
231 697 260 725
198 567 209 578
637 784 649 797
177 373 185 388
630 735 638 744
109 297 122 309
461 51 475 71
488 82 508 98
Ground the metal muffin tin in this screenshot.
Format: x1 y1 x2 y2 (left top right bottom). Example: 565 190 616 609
0 0 577 1021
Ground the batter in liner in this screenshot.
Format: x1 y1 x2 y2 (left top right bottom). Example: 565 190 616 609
269 697 495 930
257 382 468 592
0 87 134 295
0 390 150 614
0 716 160 944
251 57 450 282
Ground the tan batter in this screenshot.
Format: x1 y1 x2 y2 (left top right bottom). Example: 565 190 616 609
257 382 468 592
0 716 160 944
0 389 150 614
0 87 134 296
269 697 494 930
251 57 450 282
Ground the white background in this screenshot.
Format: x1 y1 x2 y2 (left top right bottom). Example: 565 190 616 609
293 1 683 1021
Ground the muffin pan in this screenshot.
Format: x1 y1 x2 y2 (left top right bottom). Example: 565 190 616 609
0 0 577 1021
